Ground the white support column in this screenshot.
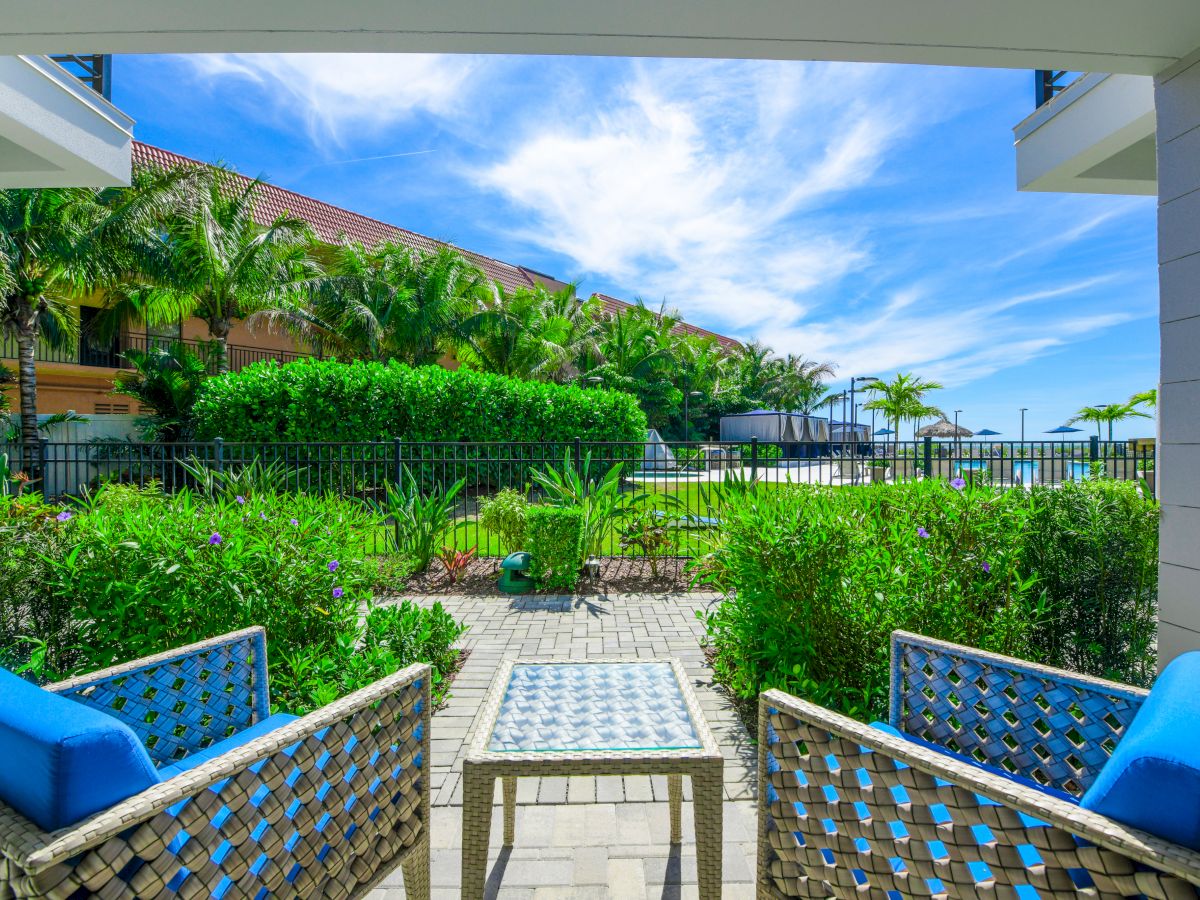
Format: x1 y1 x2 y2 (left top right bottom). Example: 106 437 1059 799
1156 46 1200 665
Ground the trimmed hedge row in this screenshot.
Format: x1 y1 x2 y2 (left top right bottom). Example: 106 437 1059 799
191 359 647 444
528 506 584 593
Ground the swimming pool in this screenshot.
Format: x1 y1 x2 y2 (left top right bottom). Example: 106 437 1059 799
1013 461 1092 484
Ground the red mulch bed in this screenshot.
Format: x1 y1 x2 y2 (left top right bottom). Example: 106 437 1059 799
399 555 699 595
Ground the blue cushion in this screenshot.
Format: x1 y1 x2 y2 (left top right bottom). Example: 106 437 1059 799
0 668 160 831
158 713 299 779
1081 651 1200 849
870 721 1078 805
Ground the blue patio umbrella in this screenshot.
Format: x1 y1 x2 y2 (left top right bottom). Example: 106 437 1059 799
875 428 895 435
975 428 1001 436
1045 425 1083 434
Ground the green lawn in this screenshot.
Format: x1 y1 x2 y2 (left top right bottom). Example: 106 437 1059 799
365 478 784 559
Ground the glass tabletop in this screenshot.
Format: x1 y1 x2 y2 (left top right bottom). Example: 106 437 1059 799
487 662 702 752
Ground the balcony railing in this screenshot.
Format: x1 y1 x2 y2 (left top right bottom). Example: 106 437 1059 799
1035 69 1079 107
0 332 313 374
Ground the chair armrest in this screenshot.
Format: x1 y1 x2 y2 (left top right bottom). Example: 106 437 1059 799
46 628 271 768
888 630 1147 796
4 661 431 897
758 690 1200 899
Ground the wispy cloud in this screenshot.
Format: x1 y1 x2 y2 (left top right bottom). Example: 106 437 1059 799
474 60 910 329
472 59 1154 387
189 54 478 143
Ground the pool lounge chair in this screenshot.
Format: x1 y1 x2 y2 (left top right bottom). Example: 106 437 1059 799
0 628 432 899
758 631 1200 898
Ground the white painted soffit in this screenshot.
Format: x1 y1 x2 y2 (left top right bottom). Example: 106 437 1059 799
4 0 1200 75
0 55 133 188
1013 73 1157 195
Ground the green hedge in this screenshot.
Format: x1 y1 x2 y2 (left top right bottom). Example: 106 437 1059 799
528 505 584 593
701 478 1158 722
192 359 647 444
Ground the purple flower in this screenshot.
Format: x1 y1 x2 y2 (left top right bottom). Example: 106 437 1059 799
328 560 339 573
290 518 299 526
332 587 344 599
235 495 246 505
982 561 991 573
950 477 966 490
209 532 222 545
55 510 73 522
917 526 930 539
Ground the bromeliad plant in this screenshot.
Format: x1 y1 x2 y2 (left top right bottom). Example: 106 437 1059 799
437 546 477 585
379 465 466 573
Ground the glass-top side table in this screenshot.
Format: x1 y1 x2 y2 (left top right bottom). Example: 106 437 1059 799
461 659 724 899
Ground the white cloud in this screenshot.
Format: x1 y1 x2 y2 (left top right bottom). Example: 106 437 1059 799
474 60 905 330
472 59 1153 387
190 54 478 142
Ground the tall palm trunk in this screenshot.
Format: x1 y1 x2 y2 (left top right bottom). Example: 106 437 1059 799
15 325 40 474
209 318 231 374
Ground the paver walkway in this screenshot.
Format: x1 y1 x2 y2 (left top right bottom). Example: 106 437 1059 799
368 591 759 899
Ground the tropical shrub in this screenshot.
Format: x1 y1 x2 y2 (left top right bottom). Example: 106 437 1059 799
477 488 529 554
700 480 1038 721
191 358 647 444
531 451 646 558
111 343 209 441
0 492 79 675
379 466 465 572
701 477 1161 720
619 507 678 578
1023 480 1158 685
437 546 477 584
8 483 464 712
738 442 783 464
528 505 584 592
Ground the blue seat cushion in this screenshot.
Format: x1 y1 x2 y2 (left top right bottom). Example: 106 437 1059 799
1081 651 1200 849
870 721 1078 805
158 713 299 779
0 667 160 831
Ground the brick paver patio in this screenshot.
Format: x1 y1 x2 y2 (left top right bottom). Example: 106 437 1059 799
368 591 758 899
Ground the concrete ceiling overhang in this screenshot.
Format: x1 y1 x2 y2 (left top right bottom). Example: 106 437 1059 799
4 1 1200 76
0 55 133 188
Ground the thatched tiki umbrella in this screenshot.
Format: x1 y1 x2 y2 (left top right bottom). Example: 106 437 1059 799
917 417 974 456
916 417 974 439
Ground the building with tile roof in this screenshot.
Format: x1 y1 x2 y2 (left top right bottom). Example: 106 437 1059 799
3 142 737 416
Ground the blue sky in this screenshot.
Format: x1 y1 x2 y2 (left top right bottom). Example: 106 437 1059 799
113 53 1159 439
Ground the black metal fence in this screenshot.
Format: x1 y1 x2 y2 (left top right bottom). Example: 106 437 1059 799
1 437 1156 558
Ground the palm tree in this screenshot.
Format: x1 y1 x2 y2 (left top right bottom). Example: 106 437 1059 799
1069 401 1150 441
256 243 487 365
0 171 194 451
127 165 319 374
1130 388 1157 410
456 284 598 382
110 342 208 441
862 373 946 454
772 353 837 412
730 340 784 406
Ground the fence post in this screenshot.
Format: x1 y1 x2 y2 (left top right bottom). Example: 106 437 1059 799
1089 435 1099 463
38 438 48 496
214 437 224 475
394 437 403 487
750 437 759 481
923 436 933 479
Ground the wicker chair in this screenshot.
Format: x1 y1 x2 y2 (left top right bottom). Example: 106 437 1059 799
757 631 1200 898
0 627 431 900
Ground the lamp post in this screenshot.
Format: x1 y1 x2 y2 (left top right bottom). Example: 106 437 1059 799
684 390 703 444
849 376 878 460
1020 407 1028 443
954 408 963 459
